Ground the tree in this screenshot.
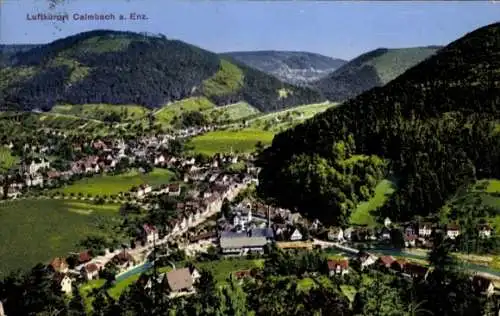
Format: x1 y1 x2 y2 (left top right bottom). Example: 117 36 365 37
68 283 86 316
221 198 231 219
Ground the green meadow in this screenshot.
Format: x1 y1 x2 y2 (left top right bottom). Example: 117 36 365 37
0 199 120 277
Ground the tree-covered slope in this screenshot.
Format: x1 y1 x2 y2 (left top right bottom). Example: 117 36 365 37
257 23 500 225
0 30 323 112
0 44 41 66
221 50 346 85
313 46 442 101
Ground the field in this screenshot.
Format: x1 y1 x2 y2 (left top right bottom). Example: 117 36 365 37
350 179 398 226
442 179 500 233
202 59 244 98
0 199 120 277
54 168 176 196
0 146 19 171
204 102 260 123
50 104 149 122
246 102 336 132
197 258 265 285
187 129 275 156
154 97 215 125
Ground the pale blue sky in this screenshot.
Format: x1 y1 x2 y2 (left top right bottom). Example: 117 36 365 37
1 0 499 60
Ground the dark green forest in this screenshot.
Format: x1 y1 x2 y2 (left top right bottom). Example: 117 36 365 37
257 22 500 225
0 30 323 112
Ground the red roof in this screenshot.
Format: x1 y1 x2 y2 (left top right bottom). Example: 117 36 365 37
379 256 395 266
85 263 99 273
327 259 349 270
234 270 252 279
78 250 92 263
143 224 157 234
169 184 180 191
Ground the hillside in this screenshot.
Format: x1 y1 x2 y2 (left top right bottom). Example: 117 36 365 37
257 23 500 226
221 50 346 85
0 44 40 66
0 30 324 112
314 46 442 101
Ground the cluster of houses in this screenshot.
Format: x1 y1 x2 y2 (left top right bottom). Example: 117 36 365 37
41 171 254 296
0 126 252 200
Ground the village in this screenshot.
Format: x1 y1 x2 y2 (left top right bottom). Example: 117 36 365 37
0 123 499 308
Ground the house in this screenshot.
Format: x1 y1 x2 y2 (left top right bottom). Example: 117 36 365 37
378 256 395 268
154 155 166 166
478 224 492 239
391 259 407 272
136 184 152 198
54 272 73 295
384 217 392 227
49 257 69 273
166 268 195 293
112 251 136 272
24 158 50 175
473 275 494 296
81 263 100 280
404 263 428 279
143 224 159 244
380 227 391 240
289 228 303 241
404 235 417 247
446 224 460 239
232 207 252 231
418 222 433 237
168 184 181 196
220 228 274 256
190 266 201 283
358 252 377 270
404 224 416 237
78 250 92 264
327 259 349 276
327 227 344 242
343 227 354 241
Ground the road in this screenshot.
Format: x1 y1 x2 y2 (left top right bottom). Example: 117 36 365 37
313 238 500 279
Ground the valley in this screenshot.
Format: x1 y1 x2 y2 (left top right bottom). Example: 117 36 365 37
0 7 499 316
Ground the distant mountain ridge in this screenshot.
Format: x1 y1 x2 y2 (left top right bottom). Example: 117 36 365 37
313 46 443 101
0 30 324 112
221 50 346 85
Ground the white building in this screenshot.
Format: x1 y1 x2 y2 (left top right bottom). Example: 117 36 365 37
289 228 303 241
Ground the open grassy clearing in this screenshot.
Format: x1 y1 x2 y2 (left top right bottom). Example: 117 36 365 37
204 102 260 123
441 179 500 233
247 102 336 132
202 59 244 98
350 179 397 227
54 168 176 196
0 199 120 277
154 97 215 125
197 258 264 285
0 146 19 171
187 129 274 156
51 104 149 121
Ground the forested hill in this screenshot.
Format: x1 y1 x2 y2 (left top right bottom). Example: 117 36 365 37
0 30 324 112
257 22 500 225
313 46 442 101
221 50 346 85
0 44 41 66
